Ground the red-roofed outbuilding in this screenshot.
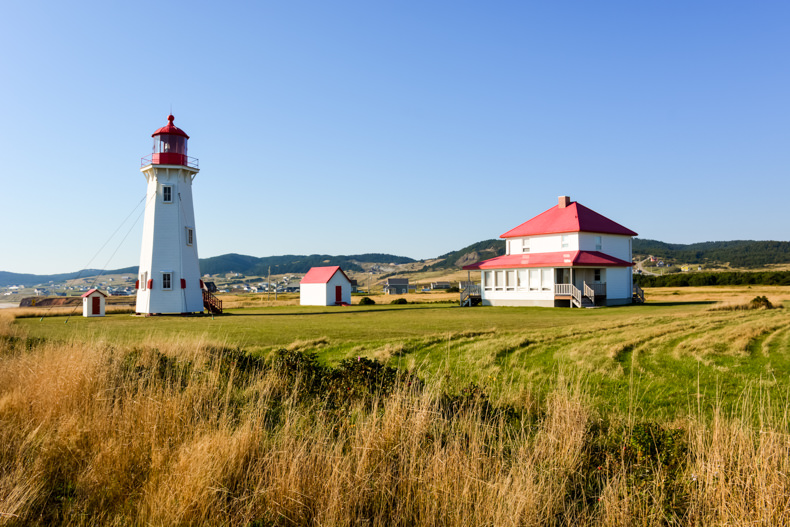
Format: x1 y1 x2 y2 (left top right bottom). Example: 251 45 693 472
300 266 352 306
82 289 107 317
461 196 639 307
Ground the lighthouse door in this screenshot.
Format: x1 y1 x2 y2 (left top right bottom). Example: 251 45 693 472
335 286 342 304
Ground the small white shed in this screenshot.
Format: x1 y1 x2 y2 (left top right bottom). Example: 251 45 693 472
82 289 107 317
300 266 352 306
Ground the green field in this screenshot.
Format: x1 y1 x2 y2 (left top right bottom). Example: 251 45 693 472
14 288 790 418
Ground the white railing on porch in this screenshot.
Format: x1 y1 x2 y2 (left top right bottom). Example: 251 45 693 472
554 283 576 296
584 282 606 304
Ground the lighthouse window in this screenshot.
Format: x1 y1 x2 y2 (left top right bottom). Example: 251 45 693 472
162 186 173 203
162 273 172 290
186 227 193 246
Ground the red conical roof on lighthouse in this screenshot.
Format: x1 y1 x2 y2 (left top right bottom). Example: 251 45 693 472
152 114 189 139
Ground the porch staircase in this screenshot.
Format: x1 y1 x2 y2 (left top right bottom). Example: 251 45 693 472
203 289 223 314
460 283 482 307
632 283 645 304
559 282 602 308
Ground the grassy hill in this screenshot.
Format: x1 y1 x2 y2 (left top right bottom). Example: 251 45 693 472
633 239 790 268
423 239 505 270
5 237 790 287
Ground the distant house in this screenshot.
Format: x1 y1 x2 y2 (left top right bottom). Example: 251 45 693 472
300 266 352 306
463 196 637 307
383 278 409 295
349 279 359 293
201 281 218 293
430 281 451 290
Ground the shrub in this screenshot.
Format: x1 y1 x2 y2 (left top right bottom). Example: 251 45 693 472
390 298 408 305
749 295 775 309
358 296 376 305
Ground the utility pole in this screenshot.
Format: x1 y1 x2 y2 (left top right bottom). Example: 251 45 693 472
267 266 271 301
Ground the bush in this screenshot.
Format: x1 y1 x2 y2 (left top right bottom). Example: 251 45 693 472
358 296 376 305
749 296 774 309
390 298 408 305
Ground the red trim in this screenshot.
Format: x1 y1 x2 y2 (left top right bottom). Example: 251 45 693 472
181 279 186 289
462 251 633 270
300 266 351 284
147 279 153 289
81 288 107 298
135 280 139 289
199 280 204 289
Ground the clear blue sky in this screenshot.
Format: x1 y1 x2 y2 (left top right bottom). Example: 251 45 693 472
1 1 788 274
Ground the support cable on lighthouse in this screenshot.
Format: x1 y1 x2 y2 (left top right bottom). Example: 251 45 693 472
36 194 149 321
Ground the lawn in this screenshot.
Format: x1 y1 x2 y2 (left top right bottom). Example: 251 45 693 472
11 285 790 418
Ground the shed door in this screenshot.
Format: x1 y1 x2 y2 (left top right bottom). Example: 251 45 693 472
335 286 342 303
92 296 101 315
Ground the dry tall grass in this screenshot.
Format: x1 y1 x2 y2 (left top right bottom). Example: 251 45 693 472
1 319 789 525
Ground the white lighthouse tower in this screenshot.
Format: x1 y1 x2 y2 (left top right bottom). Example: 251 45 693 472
135 115 204 315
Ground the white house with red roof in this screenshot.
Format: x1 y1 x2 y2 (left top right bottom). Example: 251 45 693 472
462 196 637 307
300 266 352 306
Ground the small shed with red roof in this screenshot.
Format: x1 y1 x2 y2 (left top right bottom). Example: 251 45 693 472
300 266 352 306
462 196 638 307
82 289 107 317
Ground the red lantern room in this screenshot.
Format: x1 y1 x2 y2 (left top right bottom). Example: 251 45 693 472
142 115 198 168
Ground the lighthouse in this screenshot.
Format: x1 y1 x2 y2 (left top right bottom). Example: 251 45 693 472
135 115 204 315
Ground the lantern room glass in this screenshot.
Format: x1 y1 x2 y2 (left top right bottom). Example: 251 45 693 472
153 134 187 156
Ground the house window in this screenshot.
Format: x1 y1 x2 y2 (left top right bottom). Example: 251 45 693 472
561 235 569 249
163 185 173 203
522 238 530 253
541 269 552 291
506 270 515 291
594 269 602 282
595 236 602 251
495 271 504 291
162 272 172 290
529 269 540 291
517 269 527 290
186 227 194 246
483 271 493 291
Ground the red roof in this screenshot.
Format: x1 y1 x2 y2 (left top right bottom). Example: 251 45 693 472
81 288 107 298
462 251 633 270
152 114 189 139
300 266 351 284
501 201 637 238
